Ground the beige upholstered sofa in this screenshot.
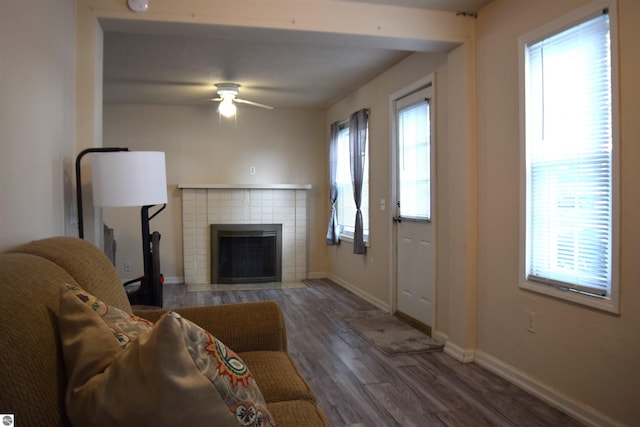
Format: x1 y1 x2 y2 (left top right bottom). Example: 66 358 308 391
0 236 329 426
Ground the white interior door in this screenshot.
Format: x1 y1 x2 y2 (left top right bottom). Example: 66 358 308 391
393 83 436 329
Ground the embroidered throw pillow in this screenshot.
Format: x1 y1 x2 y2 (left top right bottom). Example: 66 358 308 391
58 284 275 427
64 284 153 347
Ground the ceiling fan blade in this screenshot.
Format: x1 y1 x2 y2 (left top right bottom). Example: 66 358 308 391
208 97 222 102
235 98 274 110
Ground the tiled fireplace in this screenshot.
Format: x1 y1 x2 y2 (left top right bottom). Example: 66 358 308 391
179 184 310 284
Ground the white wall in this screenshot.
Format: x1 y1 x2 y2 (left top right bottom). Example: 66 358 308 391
0 0 76 250
102 104 326 281
475 0 640 425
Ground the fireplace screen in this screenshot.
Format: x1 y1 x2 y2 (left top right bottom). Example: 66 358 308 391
210 224 282 284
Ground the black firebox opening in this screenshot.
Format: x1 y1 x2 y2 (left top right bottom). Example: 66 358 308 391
210 224 282 284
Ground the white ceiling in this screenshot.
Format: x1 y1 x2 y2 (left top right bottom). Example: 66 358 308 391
102 0 493 109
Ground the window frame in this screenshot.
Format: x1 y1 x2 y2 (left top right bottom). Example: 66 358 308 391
335 122 370 244
518 0 620 314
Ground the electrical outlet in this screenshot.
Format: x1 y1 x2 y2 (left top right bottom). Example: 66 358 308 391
249 166 256 175
124 261 132 272
368 257 374 270
527 310 536 334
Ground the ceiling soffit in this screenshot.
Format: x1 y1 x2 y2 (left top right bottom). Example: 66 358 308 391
97 0 483 107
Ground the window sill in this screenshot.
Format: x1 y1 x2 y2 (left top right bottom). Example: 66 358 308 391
519 280 619 315
339 233 370 248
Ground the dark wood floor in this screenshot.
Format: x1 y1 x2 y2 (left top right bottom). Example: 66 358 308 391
164 278 584 427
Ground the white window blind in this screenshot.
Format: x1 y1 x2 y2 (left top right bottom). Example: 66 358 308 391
396 88 431 221
524 11 612 296
336 126 369 237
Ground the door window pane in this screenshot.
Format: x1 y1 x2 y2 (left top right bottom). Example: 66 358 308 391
397 97 430 220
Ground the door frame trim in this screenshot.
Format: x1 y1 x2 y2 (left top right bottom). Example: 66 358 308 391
388 72 437 327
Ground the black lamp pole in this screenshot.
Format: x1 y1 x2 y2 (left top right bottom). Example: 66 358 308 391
140 204 165 306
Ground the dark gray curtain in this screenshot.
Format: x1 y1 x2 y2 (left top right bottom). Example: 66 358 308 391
349 109 368 254
326 121 341 245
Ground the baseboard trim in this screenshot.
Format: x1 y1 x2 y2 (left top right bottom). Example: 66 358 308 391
443 341 476 363
432 330 449 346
327 273 389 312
474 350 625 427
307 271 329 279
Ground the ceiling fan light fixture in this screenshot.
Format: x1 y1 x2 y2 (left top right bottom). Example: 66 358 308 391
218 97 237 118
211 82 273 116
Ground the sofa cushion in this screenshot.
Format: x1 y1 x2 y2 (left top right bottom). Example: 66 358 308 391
239 351 317 403
58 284 275 427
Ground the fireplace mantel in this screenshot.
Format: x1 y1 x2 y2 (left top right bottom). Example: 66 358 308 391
178 183 312 190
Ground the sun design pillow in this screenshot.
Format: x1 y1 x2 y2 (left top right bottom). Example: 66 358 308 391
59 284 275 427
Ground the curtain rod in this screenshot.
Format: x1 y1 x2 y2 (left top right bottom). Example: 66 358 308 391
334 108 370 128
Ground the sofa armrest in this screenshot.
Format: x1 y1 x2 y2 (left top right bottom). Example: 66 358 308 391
133 300 287 353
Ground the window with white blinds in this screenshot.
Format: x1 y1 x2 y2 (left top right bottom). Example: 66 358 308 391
336 126 369 239
520 3 619 311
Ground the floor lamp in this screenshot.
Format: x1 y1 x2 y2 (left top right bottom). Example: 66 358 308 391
75 149 168 307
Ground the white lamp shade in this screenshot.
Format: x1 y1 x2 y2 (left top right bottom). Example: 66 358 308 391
92 151 168 207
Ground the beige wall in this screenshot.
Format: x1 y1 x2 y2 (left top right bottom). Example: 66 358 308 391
326 47 480 357
476 0 639 424
76 0 472 284
75 2 105 245
2 0 635 424
102 105 327 281
326 51 447 305
0 0 76 250
75 0 472 281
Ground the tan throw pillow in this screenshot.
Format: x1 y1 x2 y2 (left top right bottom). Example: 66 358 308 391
58 284 275 427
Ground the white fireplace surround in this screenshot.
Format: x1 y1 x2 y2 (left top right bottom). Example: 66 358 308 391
179 184 311 285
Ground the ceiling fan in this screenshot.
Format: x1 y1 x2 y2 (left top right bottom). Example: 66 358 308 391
210 83 274 117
